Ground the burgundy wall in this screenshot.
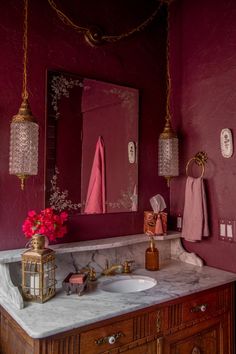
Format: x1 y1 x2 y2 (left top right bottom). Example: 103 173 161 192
0 1 169 250
170 0 236 272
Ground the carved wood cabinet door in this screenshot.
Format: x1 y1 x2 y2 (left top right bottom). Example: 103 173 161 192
162 321 225 354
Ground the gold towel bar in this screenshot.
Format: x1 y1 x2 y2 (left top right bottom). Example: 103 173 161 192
186 151 208 178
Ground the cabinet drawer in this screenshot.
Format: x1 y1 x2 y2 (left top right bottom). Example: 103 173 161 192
80 318 133 354
164 284 232 334
182 291 218 322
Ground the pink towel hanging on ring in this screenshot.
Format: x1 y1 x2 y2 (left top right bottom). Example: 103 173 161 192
182 177 209 242
84 136 106 214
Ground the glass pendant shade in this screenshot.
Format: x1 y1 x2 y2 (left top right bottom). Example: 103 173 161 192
9 98 39 189
158 119 179 185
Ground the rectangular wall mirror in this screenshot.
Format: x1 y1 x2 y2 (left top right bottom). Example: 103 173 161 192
45 70 139 214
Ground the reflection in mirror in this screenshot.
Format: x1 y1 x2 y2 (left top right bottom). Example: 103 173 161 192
45 71 139 214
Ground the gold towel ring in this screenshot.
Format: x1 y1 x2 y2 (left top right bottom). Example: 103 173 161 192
186 152 207 178
186 158 205 178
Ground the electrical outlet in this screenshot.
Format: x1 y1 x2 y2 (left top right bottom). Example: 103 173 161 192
219 219 226 241
226 220 235 242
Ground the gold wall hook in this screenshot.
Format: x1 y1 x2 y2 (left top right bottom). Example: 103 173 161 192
194 151 208 166
186 151 208 178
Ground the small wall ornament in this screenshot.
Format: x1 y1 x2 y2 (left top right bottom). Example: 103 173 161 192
220 128 233 158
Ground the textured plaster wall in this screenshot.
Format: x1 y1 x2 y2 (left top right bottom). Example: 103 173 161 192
0 0 168 250
170 0 236 272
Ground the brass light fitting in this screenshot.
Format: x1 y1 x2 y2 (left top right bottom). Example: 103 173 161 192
9 0 39 190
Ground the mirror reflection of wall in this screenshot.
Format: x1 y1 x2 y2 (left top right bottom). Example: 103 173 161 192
45 71 139 214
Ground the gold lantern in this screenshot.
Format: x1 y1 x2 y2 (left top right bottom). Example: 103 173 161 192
21 235 56 303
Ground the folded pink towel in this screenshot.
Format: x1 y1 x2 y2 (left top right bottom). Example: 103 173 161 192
182 177 209 241
84 136 106 214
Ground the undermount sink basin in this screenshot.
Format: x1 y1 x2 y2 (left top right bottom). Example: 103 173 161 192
100 275 157 293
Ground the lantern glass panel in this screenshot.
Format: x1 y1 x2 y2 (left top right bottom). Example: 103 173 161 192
22 250 56 303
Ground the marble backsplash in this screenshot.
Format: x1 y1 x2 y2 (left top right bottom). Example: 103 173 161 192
10 239 171 288
2 233 206 310
55 240 171 287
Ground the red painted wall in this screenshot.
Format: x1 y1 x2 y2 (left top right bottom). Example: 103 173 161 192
0 1 169 250
170 0 236 272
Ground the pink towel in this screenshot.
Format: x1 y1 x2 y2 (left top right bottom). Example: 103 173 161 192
84 136 106 214
182 177 209 241
131 184 138 211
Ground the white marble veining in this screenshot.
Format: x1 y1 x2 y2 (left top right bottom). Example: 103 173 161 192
1 260 236 339
171 238 204 266
0 233 203 309
54 240 172 288
0 264 24 309
0 233 180 264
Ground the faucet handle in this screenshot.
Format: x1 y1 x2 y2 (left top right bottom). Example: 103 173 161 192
105 259 109 270
80 266 97 281
88 267 97 281
123 260 135 273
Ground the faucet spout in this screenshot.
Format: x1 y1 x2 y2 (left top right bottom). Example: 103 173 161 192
101 264 123 276
101 260 135 276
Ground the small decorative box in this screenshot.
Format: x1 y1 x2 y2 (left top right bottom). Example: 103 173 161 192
62 273 88 296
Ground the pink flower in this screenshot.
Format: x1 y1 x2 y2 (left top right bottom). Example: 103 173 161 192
60 212 68 222
22 208 68 241
28 210 37 217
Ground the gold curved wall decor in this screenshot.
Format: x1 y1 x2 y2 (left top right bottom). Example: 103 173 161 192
47 0 165 45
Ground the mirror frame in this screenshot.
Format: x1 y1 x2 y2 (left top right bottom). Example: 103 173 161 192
45 70 139 214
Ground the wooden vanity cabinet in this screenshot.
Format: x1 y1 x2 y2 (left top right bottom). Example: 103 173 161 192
162 316 228 354
162 283 233 354
0 283 234 354
0 307 162 354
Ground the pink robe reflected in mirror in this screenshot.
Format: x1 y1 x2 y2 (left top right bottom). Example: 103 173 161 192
84 136 106 214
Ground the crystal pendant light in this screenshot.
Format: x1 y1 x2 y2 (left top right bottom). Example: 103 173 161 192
158 2 179 187
9 0 39 190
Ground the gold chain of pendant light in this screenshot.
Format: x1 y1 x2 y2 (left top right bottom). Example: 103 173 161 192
160 2 177 141
47 0 166 45
165 3 171 124
158 1 179 187
22 0 29 100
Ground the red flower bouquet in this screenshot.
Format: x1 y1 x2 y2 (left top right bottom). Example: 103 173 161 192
22 208 68 242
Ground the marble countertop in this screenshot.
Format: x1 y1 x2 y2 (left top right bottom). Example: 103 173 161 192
1 260 236 339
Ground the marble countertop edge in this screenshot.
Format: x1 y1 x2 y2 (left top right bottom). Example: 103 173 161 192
23 275 236 340
1 261 236 339
2 277 236 340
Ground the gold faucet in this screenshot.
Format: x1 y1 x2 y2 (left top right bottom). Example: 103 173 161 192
79 266 97 281
123 260 135 274
102 260 135 276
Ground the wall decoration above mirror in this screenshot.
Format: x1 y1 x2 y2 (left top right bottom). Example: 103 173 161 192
45 71 139 214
